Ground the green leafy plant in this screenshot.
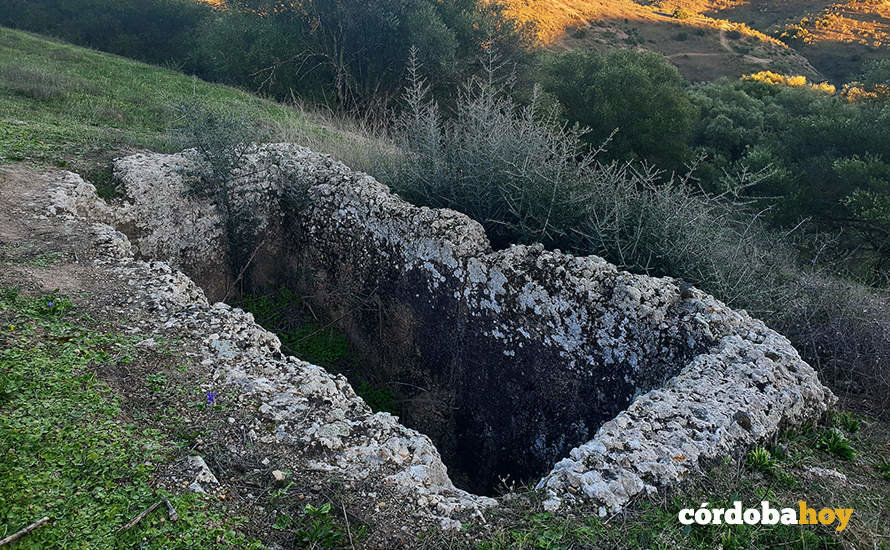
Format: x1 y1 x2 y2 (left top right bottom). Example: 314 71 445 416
833 411 862 434
816 429 857 460
356 381 399 416
875 456 890 480
746 446 776 474
295 503 348 548
145 372 168 393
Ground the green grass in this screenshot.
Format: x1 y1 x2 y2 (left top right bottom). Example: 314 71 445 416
745 446 777 474
0 27 332 173
0 287 261 548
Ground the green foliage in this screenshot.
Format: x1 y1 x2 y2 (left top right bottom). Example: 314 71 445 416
0 289 261 548
833 411 862 434
172 99 267 277
1 0 531 109
222 0 459 105
295 503 357 547
172 99 255 195
537 49 697 168
689 78 890 276
860 58 890 86
356 381 399 416
876 456 890 479
746 446 776 474
685 78 890 404
191 10 322 100
274 502 366 547
390 52 800 313
389 48 593 249
235 287 399 414
145 372 168 393
816 429 857 460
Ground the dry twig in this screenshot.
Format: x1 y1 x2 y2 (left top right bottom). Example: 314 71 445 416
0 516 51 547
116 498 178 534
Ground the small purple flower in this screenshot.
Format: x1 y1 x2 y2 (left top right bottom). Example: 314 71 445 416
47 301 55 307
205 391 217 405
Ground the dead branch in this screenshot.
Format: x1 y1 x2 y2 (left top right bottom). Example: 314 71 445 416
0 516 51 547
115 500 163 534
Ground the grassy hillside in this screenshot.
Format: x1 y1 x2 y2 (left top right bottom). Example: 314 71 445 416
0 27 369 189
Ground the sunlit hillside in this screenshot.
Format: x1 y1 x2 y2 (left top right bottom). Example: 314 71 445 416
502 0 821 81
667 0 890 81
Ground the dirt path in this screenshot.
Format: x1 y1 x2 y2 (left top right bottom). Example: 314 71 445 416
0 165 107 296
668 27 771 65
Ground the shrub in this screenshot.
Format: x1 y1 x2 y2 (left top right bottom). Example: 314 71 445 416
171 100 264 279
773 273 890 410
388 51 791 301
536 49 697 169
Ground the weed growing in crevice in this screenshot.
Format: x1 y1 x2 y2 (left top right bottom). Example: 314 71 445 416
172 99 266 279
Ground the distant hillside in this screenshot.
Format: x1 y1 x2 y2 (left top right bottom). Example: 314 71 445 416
502 0 888 82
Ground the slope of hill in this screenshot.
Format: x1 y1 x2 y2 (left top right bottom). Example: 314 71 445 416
3 25 890 550
685 0 890 81
504 0 821 81
0 27 376 187
504 0 887 82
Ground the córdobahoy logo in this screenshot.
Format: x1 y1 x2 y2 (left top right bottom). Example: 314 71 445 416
679 501 853 532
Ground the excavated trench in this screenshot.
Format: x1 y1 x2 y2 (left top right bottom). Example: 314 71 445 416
210 257 707 497
105 146 833 502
